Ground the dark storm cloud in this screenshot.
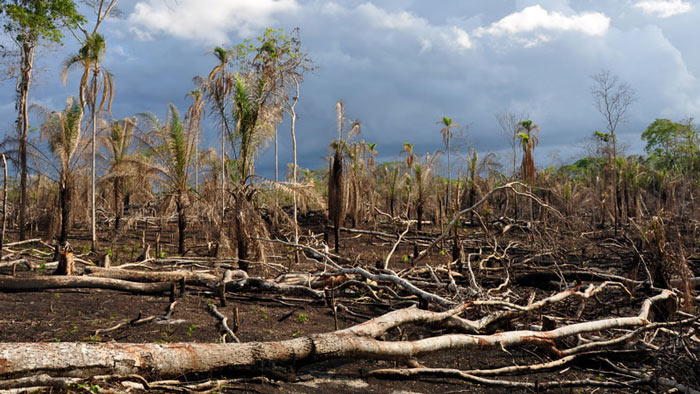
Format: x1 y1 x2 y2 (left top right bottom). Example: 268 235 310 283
2 0 699 179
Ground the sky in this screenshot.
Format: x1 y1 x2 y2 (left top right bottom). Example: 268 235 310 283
2 0 699 179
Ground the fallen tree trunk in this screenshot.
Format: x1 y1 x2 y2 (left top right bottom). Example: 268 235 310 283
0 290 673 380
84 266 228 286
0 276 173 295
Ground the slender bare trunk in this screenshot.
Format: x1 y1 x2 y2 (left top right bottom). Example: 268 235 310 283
59 172 73 243
194 136 199 192
290 78 300 249
446 136 451 215
0 155 7 260
90 68 98 252
177 194 186 255
612 137 618 235
221 121 226 220
17 42 35 241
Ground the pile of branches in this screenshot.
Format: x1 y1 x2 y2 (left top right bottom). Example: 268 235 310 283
0 185 698 392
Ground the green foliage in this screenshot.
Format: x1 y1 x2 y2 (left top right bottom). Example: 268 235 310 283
642 118 699 173
0 0 84 44
296 313 309 324
593 130 611 143
558 157 606 179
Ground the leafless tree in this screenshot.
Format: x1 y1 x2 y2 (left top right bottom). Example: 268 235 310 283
495 110 528 178
591 70 636 234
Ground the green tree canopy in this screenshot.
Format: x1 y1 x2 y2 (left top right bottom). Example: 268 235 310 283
641 118 699 172
0 0 84 44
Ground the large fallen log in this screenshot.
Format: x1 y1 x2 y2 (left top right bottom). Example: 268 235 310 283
0 290 673 380
84 266 225 286
0 276 173 295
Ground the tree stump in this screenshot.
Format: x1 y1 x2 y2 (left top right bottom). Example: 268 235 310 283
54 243 75 275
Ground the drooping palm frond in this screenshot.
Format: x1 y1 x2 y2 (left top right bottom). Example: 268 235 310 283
39 97 84 172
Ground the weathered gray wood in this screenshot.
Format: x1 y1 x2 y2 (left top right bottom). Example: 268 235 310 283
0 290 672 380
0 276 172 295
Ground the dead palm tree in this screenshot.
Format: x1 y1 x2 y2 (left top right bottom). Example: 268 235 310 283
140 104 197 255
517 120 539 220
185 89 206 192
328 102 347 253
62 32 114 252
439 116 458 214
38 97 83 243
401 142 417 218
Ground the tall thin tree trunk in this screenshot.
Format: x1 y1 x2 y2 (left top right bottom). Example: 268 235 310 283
194 140 199 192
1 155 7 260
91 69 98 252
274 130 278 183
59 173 72 244
221 120 226 220
177 196 186 256
17 42 35 241
290 78 300 261
446 137 451 215
611 138 619 235
113 178 121 230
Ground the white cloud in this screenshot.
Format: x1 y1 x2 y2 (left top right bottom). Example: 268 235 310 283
633 0 692 18
128 0 299 44
332 2 473 50
475 5 610 45
452 27 473 49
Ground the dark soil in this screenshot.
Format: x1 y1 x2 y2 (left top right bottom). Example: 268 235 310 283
0 212 698 393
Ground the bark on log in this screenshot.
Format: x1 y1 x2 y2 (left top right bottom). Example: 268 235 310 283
0 290 673 380
84 266 225 287
0 276 172 295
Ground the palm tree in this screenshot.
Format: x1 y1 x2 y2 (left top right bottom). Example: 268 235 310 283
232 74 261 185
62 32 114 252
140 104 197 255
439 116 458 214
99 117 143 230
38 97 83 243
196 47 233 219
517 120 539 220
185 89 206 191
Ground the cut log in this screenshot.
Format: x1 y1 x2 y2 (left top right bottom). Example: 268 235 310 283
0 290 673 380
0 276 172 295
84 266 224 287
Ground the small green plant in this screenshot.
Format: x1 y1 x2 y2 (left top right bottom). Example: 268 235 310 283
39 262 46 272
252 306 269 320
70 383 100 393
157 328 175 343
292 329 302 337
401 254 409 263
187 324 197 336
297 313 309 324
105 249 113 258
66 324 78 336
159 251 166 258
439 250 446 256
